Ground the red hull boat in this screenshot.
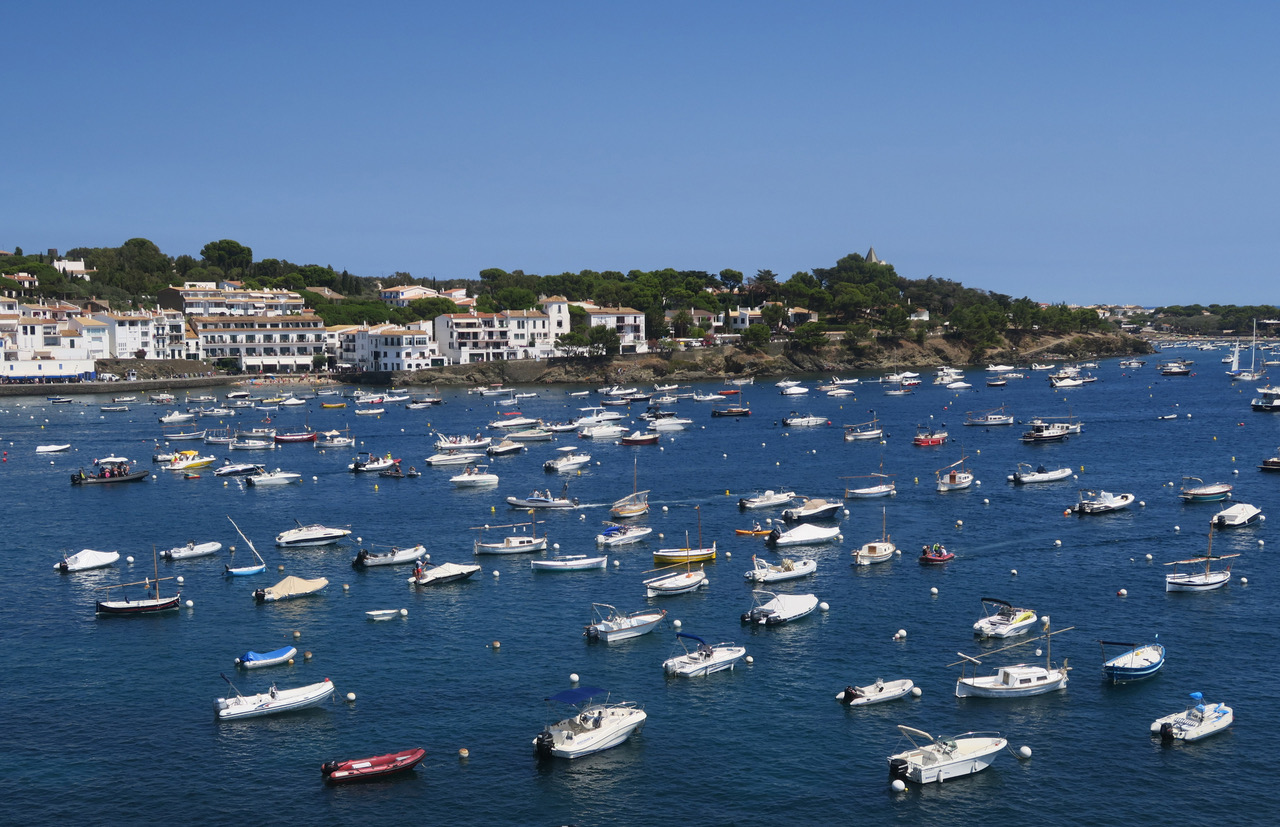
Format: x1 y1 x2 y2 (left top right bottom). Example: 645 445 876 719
322 747 426 784
620 432 660 446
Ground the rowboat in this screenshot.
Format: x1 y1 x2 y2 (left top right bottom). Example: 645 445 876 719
235 645 297 669
322 747 426 784
531 555 608 572
215 677 334 721
644 567 707 596
1100 640 1166 683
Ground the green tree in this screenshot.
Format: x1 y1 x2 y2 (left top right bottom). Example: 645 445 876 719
200 239 253 273
881 305 910 337
671 309 693 338
760 303 786 331
718 268 744 292
788 321 829 351
740 323 770 350
407 297 460 320
587 324 621 357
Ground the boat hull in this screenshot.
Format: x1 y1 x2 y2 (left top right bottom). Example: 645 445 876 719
322 748 426 784
215 679 334 720
96 594 182 615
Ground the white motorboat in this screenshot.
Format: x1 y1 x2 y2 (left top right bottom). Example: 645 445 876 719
573 406 625 426
738 489 796 510
353 407 384 416
579 423 627 440
228 438 275 451
596 522 653 546
473 522 548 554
532 555 608 572
274 522 351 547
780 386 809 396
1213 502 1263 528
434 433 491 451
1008 463 1073 484
766 522 841 547
407 561 481 585
215 677 334 721
533 687 646 759
507 485 578 509
1072 489 1135 514
162 450 217 471
836 678 915 706
643 567 707 596
159 411 195 424
935 457 974 492
253 575 329 602
1151 692 1233 741
352 545 426 568
365 609 405 621
214 461 260 477
741 590 819 625
1020 419 1071 443
662 633 746 677
246 468 302 486
972 598 1039 639
782 413 827 427
887 726 1007 784
583 603 666 642
486 439 525 457
56 549 120 573
545 447 592 472
780 497 843 522
349 452 396 472
986 363 1015 372
832 376 859 386
853 509 896 565
161 541 223 560
424 450 485 466
506 428 555 442
36 444 71 453
450 464 500 487
744 555 817 583
1165 528 1238 592
646 416 693 431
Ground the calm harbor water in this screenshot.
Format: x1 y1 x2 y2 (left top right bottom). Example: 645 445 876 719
6 359 1278 825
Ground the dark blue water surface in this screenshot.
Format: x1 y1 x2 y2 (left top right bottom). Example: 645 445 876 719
5 359 1277 826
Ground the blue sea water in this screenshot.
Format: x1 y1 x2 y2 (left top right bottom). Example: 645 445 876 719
5 360 1278 826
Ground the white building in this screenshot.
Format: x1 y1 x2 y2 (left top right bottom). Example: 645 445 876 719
0 308 97 381
350 322 447 371
584 306 648 353
52 258 94 280
190 314 327 373
433 310 554 363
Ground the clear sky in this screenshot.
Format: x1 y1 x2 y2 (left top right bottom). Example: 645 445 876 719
7 2 1277 306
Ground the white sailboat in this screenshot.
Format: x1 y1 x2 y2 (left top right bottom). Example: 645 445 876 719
225 516 267 576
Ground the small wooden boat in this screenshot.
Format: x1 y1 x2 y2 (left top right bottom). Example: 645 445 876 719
215 677 334 721
836 678 915 706
1177 476 1233 503
473 521 548 554
322 747 426 784
1100 640 1166 683
1165 528 1238 592
235 645 297 669
912 426 947 446
620 430 660 445
653 543 716 564
531 555 608 572
644 567 707 596
711 403 751 417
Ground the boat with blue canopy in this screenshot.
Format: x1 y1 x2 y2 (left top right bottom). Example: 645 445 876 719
532 686 646 759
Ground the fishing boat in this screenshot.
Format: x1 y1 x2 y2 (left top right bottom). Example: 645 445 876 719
235 646 297 669
473 522 548 554
935 456 974 492
583 603 666 642
1072 489 1136 514
450 464 500 487
620 430 661 445
744 555 817 583
322 748 426 784
1100 640 1166 683
1007 463 1072 484
1020 419 1071 443
766 522 840 547
853 509 896 566
1213 502 1263 528
912 426 947 446
887 726 1007 784
836 679 915 706
95 548 181 615
225 517 268 576
972 598 1039 639
662 633 746 677
274 426 318 443
531 555 608 572
710 402 751 417
316 429 354 448
843 471 896 499
407 561 482 585
506 484 578 509
741 590 819 625
246 468 303 486
254 575 329 602
215 677 334 721
56 549 120 573
738 489 796 510
654 508 715 563
275 521 351 547
1151 692 1233 741
610 461 650 518
533 687 647 759
352 545 426 568
161 541 222 560
780 497 842 522
596 522 653 547
964 406 1014 426
1177 476 1233 503
1165 527 1238 592
70 458 149 485
843 418 883 441
545 447 592 472
643 567 708 596
953 622 1072 698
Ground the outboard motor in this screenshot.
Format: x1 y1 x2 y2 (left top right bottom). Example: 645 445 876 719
840 687 857 706
1160 722 1177 741
321 760 339 779
534 730 555 757
888 757 909 778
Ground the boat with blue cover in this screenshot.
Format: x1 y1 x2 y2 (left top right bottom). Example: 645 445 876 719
235 645 298 669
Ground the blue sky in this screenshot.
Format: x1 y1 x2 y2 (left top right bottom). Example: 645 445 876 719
7 2 1277 306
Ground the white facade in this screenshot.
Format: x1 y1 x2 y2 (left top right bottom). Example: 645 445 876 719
379 285 441 307
191 314 327 373
1 314 97 381
92 313 156 359
585 307 648 353
352 322 447 371
433 310 555 363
